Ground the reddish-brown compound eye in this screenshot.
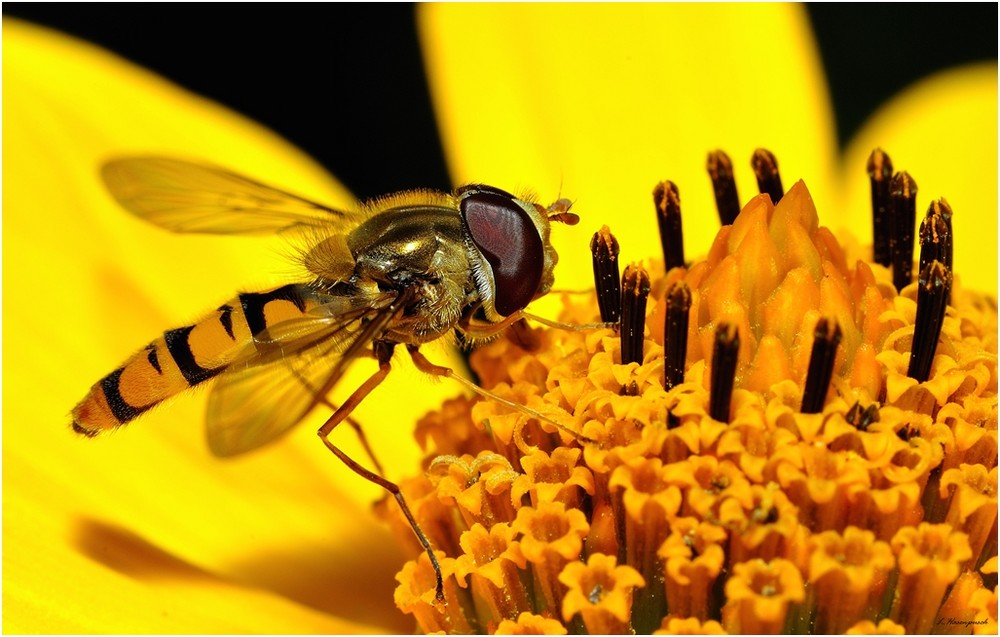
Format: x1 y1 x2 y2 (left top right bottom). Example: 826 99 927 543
461 189 544 316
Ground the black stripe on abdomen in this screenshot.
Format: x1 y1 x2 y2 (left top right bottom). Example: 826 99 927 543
164 325 225 386
101 368 152 424
240 284 309 337
218 304 235 340
145 343 162 373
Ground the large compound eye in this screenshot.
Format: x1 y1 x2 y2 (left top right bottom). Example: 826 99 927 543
461 189 544 316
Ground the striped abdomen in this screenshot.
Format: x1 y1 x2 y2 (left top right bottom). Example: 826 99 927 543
72 284 318 436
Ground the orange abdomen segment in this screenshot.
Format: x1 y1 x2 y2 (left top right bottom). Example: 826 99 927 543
71 284 314 436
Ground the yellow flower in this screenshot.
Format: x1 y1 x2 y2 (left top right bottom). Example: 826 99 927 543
3 5 996 636
3 18 429 635
388 4 996 634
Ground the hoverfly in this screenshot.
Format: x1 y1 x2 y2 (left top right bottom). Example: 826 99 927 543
71 157 580 598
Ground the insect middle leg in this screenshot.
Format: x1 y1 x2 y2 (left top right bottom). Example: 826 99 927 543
316 340 445 602
313 398 386 477
287 364 388 476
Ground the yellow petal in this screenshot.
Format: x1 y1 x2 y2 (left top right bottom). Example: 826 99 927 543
3 19 444 633
3 478 379 634
842 63 998 293
419 3 836 318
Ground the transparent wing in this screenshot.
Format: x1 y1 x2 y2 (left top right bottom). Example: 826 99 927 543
204 290 406 457
102 157 363 235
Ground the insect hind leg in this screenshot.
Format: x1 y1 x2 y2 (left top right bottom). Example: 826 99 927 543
316 340 445 602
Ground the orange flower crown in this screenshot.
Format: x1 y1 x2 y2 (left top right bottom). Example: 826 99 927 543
384 149 997 635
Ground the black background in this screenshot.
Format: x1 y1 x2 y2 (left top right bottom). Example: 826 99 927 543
5 4 997 200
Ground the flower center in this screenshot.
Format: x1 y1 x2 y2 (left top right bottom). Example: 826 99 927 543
383 148 997 635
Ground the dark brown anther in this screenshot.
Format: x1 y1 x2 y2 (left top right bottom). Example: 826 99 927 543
896 423 920 441
751 148 784 204
800 318 842 414
667 408 681 430
867 148 894 267
908 260 952 382
653 181 685 271
620 264 651 366
590 226 622 324
663 281 691 390
846 401 881 431
709 322 739 422
707 150 741 225
889 171 918 291
619 380 640 396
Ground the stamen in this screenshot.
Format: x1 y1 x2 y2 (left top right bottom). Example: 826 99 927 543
896 423 920 442
889 171 918 291
653 180 685 271
709 322 739 422
663 281 691 390
920 199 954 309
590 226 622 324
620 380 640 396
620 264 651 365
751 148 784 204
938 199 953 270
918 199 954 275
800 318 842 414
907 260 952 382
707 150 741 225
845 401 880 431
867 148 894 266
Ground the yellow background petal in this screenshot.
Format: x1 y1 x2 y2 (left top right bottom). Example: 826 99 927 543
841 63 998 294
4 20 439 633
420 3 836 318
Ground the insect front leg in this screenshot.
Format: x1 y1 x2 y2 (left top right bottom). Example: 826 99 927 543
459 306 615 339
316 340 445 603
405 345 593 445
